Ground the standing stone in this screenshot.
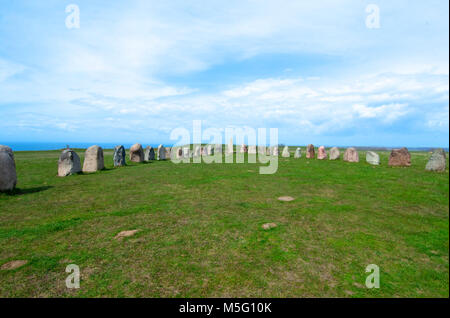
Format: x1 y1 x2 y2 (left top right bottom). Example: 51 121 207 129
201 146 208 156
113 145 126 167
272 146 279 156
425 148 446 172
193 145 201 157
227 138 234 154
175 147 183 159
129 143 144 163
214 144 222 154
0 145 17 191
306 144 315 159
240 144 248 153
329 147 340 160
58 149 81 176
248 145 257 154
183 147 190 158
82 145 104 172
158 145 166 160
388 147 411 167
317 146 327 160
343 147 359 163
281 146 290 157
294 148 302 158
366 151 380 165
258 146 266 155
165 147 171 159
144 146 155 161
206 145 214 156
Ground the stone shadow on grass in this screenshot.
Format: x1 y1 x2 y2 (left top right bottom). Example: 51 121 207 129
3 185 53 196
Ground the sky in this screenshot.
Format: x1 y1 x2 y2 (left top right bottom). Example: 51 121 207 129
0 0 448 147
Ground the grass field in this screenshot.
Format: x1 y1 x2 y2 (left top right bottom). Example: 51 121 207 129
0 147 448 297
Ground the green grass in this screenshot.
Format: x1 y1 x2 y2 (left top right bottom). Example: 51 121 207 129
0 147 448 297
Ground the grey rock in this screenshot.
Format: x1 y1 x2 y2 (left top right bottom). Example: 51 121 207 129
144 146 155 161
366 151 380 165
294 148 301 158
425 148 446 172
58 149 82 176
158 145 166 160
248 145 257 154
82 145 104 173
113 145 126 167
0 145 17 191
329 147 340 160
281 146 290 157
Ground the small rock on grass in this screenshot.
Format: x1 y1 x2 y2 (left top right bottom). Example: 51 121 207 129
262 223 277 230
278 196 294 202
1 260 28 270
115 230 139 240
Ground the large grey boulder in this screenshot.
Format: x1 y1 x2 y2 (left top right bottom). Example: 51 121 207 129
329 147 340 160
113 145 126 167
130 143 144 163
0 145 17 191
158 145 166 160
58 149 82 176
272 146 279 156
281 146 289 157
144 146 155 161
82 145 104 173
425 148 446 172
248 145 257 154
366 151 380 165
294 148 301 158
214 144 222 154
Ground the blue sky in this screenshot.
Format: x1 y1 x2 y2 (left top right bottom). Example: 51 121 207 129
0 0 448 147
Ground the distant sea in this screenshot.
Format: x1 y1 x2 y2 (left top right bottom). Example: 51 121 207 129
1 142 165 151
1 142 447 152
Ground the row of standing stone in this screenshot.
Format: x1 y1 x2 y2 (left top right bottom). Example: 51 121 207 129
58 144 171 177
240 144 446 171
0 143 447 191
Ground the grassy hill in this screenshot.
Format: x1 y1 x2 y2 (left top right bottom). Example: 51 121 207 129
0 147 448 297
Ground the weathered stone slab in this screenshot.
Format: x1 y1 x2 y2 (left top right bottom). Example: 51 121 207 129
240 144 248 153
58 149 82 176
306 144 315 159
144 146 155 161
248 145 257 154
388 147 411 167
329 147 340 160
113 145 126 167
366 151 380 165
129 143 144 163
425 148 446 171
82 145 104 172
0 145 17 191
343 147 359 163
158 145 166 160
281 146 290 157
317 146 327 160
294 148 301 158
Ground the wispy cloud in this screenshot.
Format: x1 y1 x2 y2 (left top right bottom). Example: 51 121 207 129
0 0 448 146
